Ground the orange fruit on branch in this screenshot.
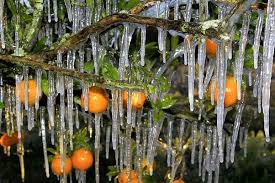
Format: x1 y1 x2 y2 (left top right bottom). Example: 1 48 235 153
122 90 146 110
16 79 39 106
81 86 109 113
71 148 94 171
206 38 217 59
118 169 143 183
51 154 72 176
209 75 238 108
0 132 22 147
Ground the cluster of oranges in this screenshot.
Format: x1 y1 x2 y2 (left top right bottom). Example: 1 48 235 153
80 86 146 113
51 148 94 176
15 80 147 113
206 38 238 107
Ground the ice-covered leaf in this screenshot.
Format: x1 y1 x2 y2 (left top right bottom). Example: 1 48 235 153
101 62 119 80
160 95 177 109
84 61 94 73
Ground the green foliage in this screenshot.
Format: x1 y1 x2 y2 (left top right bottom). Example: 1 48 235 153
84 61 94 73
73 128 91 150
32 36 48 53
0 102 4 109
119 0 140 10
100 56 119 80
106 166 120 177
41 79 49 97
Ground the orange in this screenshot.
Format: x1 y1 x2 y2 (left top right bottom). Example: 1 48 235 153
210 75 238 108
173 179 185 183
0 132 22 147
51 154 72 176
122 91 146 110
141 159 156 174
80 86 108 113
71 148 93 171
118 170 143 183
16 79 38 106
206 38 217 59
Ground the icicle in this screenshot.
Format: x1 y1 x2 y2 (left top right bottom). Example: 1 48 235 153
235 13 251 100
210 73 216 105
53 0 58 22
230 97 245 163
257 60 263 113
185 0 193 22
91 36 99 75
35 69 41 110
83 84 89 112
214 156 220 183
0 0 5 49
203 60 215 94
253 11 264 69
248 69 253 86
47 71 55 128
205 126 212 172
198 39 206 100
118 90 124 126
111 90 119 150
261 0 275 142
95 114 101 183
191 121 198 164
23 66 29 110
174 0 179 20
47 0 51 23
188 38 195 111
126 90 132 125
78 48 85 73
140 26 146 66
75 106 79 129
125 123 132 182
210 127 217 171
216 42 227 163
67 77 74 150
15 75 22 140
142 127 148 159
202 157 206 182
179 119 185 149
106 126 111 159
225 135 231 169
40 108 49 177
0 70 3 128
207 169 212 183
167 119 173 167
146 112 164 175
199 123 205 176
65 0 72 22
119 136 124 171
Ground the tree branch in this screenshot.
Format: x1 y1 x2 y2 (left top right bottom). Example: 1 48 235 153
0 54 144 90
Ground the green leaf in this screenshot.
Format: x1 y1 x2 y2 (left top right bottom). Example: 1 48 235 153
41 79 49 97
32 36 48 53
158 76 170 92
0 102 4 109
153 109 164 123
119 0 127 10
101 62 119 80
47 147 57 155
84 61 94 73
160 95 177 109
